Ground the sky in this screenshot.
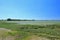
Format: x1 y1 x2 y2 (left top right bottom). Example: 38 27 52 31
0 0 60 20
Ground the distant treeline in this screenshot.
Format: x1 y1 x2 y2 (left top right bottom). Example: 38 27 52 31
7 18 35 21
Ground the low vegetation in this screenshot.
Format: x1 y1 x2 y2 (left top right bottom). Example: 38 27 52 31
0 21 60 40
7 18 35 21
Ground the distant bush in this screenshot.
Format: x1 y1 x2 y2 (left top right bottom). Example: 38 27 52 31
7 18 21 21
7 18 35 21
7 18 11 21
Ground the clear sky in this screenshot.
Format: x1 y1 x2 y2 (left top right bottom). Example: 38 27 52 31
0 0 60 20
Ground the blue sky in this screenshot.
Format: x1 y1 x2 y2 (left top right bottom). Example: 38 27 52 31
0 0 60 20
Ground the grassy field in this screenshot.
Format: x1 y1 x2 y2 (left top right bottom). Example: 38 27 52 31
0 21 60 40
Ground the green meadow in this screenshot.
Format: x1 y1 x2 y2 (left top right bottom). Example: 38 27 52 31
0 20 60 40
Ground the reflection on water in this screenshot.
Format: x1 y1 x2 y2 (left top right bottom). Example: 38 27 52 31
6 20 60 25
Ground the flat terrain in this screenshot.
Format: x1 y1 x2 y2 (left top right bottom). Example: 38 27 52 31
6 20 60 25
0 28 15 40
0 21 60 40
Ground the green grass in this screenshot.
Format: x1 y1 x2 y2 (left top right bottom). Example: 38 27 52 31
0 21 60 40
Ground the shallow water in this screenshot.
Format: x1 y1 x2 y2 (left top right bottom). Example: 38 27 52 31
6 20 60 25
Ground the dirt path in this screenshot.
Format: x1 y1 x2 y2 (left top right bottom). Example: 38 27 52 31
0 28 11 31
28 35 50 40
0 28 15 40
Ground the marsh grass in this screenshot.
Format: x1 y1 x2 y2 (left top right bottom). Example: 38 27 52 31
0 21 60 40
